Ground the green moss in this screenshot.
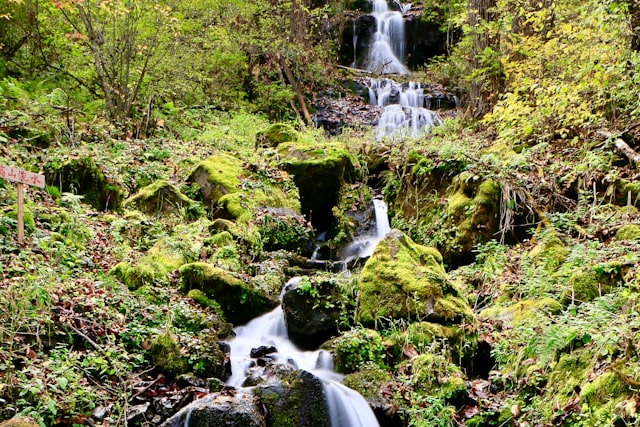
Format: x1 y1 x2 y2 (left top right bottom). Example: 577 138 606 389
615 224 640 241
36 207 71 231
187 288 214 307
179 262 278 324
109 262 154 290
134 285 163 304
446 192 472 220
188 153 242 208
528 234 568 270
479 298 563 326
148 333 187 377
357 230 474 325
579 371 628 420
123 179 203 218
410 354 468 406
5 204 36 234
342 363 394 404
256 123 300 148
560 266 619 306
44 156 123 211
332 328 386 374
206 231 234 247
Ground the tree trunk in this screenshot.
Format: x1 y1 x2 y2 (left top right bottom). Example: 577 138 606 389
466 0 497 118
279 55 314 127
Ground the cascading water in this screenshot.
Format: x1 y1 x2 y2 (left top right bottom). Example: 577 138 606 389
225 279 380 427
368 78 442 139
339 197 391 264
365 0 409 75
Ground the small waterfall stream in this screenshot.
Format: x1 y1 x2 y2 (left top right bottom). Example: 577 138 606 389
169 200 392 426
225 293 380 427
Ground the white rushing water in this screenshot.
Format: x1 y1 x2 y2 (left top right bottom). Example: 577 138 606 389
225 280 380 427
339 197 391 262
368 78 442 139
365 0 409 74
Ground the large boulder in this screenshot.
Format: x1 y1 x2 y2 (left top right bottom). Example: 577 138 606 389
163 390 265 427
179 262 279 325
282 276 343 349
356 230 474 326
277 141 359 231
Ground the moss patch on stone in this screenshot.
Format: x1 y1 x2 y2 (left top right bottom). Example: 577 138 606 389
179 262 278 324
615 224 640 241
479 298 563 326
256 123 300 148
44 156 123 211
409 354 468 407
277 140 359 230
356 230 474 326
528 233 568 271
123 179 204 218
148 333 188 377
187 153 242 209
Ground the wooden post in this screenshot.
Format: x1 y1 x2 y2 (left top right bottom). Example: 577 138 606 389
16 182 24 244
0 164 45 245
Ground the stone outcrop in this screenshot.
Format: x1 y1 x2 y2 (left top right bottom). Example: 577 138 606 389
356 229 474 326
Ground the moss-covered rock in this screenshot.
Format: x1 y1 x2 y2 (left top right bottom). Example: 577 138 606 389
342 363 400 425
187 153 243 210
579 371 628 422
277 140 359 230
410 353 468 407
44 156 123 211
356 229 475 326
110 261 156 290
528 233 568 270
4 204 36 235
179 262 278 324
442 178 501 267
256 123 300 148
395 321 472 363
123 179 204 218
615 224 640 241
148 333 188 377
560 263 622 306
254 369 330 427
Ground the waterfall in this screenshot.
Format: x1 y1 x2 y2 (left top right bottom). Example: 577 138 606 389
339 197 391 262
368 78 442 139
225 279 380 427
365 0 409 75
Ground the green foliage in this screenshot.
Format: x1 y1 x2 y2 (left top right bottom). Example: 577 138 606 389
333 328 386 374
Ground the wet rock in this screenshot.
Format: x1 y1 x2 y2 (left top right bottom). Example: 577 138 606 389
254 369 331 427
282 276 343 349
163 390 265 427
251 345 277 358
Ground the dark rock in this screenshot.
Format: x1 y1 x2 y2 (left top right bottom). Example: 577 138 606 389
282 277 343 349
44 156 124 211
163 390 265 427
255 369 331 427
250 345 277 358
